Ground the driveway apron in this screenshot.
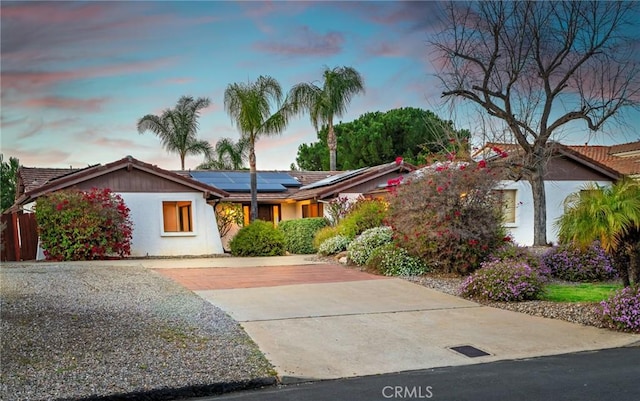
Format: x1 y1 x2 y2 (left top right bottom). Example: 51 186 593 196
152 258 640 383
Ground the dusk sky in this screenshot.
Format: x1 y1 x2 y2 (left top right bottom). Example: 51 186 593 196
2 1 639 171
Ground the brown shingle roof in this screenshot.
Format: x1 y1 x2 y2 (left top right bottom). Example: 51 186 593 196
19 167 84 193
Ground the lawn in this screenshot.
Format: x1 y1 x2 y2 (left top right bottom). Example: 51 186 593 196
540 283 622 303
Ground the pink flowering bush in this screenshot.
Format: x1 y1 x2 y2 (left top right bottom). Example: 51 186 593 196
460 260 544 302
386 160 506 274
598 285 640 333
35 188 133 261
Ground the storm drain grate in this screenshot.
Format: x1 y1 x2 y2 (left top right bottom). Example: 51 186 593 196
449 345 490 358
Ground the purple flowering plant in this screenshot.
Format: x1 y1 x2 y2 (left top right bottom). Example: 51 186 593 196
598 286 640 333
459 259 544 302
540 242 616 282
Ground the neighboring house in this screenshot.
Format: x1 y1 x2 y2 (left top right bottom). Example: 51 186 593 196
477 141 640 246
9 156 228 259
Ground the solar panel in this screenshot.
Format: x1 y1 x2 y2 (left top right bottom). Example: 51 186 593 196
190 171 291 192
299 167 369 190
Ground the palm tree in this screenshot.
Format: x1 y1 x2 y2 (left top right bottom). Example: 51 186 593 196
556 178 640 286
137 96 213 170
198 137 249 170
289 66 365 171
224 76 292 222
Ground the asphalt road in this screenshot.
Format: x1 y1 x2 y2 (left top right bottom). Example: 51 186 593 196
200 346 640 401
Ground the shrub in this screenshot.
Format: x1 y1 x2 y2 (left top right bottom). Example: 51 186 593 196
229 220 285 257
313 226 340 249
598 285 640 333
387 160 506 275
318 235 351 256
540 242 616 282
459 260 544 302
366 243 429 276
486 243 548 275
35 188 133 261
347 226 393 266
214 202 243 238
338 198 387 239
278 218 328 254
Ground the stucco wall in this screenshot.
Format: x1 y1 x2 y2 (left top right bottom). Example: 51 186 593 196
120 192 224 257
499 180 612 246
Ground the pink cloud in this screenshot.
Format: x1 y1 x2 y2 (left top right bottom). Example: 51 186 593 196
366 42 407 58
160 77 195 85
22 96 108 112
2 58 176 92
253 26 344 56
91 138 142 149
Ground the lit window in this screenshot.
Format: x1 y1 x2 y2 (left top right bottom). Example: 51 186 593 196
163 201 193 232
302 203 323 218
500 190 517 224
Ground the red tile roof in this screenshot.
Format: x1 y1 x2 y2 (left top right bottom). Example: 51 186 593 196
478 141 640 177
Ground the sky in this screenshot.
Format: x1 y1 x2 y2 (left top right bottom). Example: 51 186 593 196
2 1 639 171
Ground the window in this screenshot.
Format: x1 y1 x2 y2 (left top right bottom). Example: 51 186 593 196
499 190 517 224
163 201 193 232
243 204 280 225
302 202 323 218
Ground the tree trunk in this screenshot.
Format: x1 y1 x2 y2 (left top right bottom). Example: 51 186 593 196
249 146 257 223
529 166 548 246
180 154 186 170
327 118 337 171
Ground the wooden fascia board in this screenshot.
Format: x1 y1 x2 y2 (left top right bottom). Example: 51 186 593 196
557 149 620 180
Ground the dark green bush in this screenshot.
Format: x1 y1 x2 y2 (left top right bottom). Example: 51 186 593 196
229 220 286 256
366 243 429 276
278 218 329 254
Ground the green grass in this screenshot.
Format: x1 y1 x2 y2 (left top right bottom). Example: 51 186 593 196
540 283 622 302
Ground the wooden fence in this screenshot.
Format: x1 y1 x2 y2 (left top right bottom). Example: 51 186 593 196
1 212 38 262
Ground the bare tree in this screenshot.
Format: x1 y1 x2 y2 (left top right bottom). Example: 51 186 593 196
432 1 640 245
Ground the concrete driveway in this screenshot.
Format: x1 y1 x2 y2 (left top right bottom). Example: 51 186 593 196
152 256 640 383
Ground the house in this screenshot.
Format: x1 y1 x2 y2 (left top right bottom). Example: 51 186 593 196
5 157 414 259
184 160 415 247
8 156 229 259
477 141 640 246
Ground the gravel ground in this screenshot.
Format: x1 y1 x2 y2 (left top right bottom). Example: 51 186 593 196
0 264 275 401
406 275 607 328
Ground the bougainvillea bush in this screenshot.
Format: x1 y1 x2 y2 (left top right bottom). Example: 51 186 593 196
459 260 544 302
386 161 506 275
36 188 133 261
598 285 640 333
540 242 616 282
347 226 393 266
366 243 429 276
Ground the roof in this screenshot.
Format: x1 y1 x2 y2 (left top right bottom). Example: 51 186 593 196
477 141 640 178
13 156 229 209
12 158 415 207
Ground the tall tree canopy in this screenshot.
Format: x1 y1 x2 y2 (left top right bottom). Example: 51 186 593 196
295 107 470 170
0 154 20 211
432 1 640 246
137 96 213 170
224 75 292 222
198 137 249 170
290 66 365 171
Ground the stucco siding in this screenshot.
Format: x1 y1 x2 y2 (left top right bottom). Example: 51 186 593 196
498 180 612 246
120 192 224 256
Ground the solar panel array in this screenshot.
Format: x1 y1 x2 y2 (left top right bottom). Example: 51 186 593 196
190 171 301 192
299 167 369 190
